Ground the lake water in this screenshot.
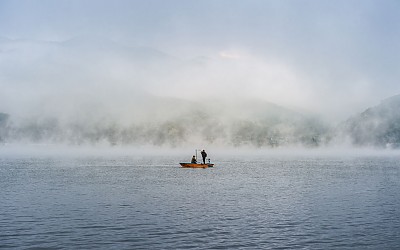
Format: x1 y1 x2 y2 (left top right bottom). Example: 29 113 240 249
1 149 400 249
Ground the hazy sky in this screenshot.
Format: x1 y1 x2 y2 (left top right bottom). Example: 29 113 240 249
1 0 399 121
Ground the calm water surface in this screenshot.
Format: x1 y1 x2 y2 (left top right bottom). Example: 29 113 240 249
1 152 400 249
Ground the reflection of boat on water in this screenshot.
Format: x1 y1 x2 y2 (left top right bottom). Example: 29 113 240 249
180 149 214 168
179 163 214 168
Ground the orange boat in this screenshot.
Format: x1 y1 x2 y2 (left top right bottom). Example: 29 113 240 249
180 149 214 168
179 163 214 168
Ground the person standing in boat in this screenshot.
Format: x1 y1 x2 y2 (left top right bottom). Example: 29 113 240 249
201 150 207 164
191 155 197 164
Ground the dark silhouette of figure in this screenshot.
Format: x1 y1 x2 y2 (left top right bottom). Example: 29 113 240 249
201 150 207 164
191 155 197 164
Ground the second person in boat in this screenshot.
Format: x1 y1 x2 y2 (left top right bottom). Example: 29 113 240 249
191 155 197 164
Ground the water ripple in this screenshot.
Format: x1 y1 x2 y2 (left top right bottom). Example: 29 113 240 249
1 155 400 249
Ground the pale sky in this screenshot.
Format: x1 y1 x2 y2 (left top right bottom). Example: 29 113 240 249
0 0 399 121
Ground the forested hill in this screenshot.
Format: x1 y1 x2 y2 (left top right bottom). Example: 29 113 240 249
339 94 400 148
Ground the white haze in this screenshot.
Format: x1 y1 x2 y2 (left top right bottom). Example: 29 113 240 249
0 37 395 122
0 38 313 121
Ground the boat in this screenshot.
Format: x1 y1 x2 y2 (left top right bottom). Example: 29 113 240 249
179 163 214 168
180 149 214 168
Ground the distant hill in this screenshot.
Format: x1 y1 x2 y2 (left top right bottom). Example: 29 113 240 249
339 94 400 148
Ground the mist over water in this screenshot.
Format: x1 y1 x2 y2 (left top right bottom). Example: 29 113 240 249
1 91 400 149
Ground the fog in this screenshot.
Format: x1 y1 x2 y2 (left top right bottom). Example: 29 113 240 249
1 1 400 150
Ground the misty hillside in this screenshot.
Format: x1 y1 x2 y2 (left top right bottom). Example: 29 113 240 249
2 94 400 148
0 98 330 148
339 94 400 148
